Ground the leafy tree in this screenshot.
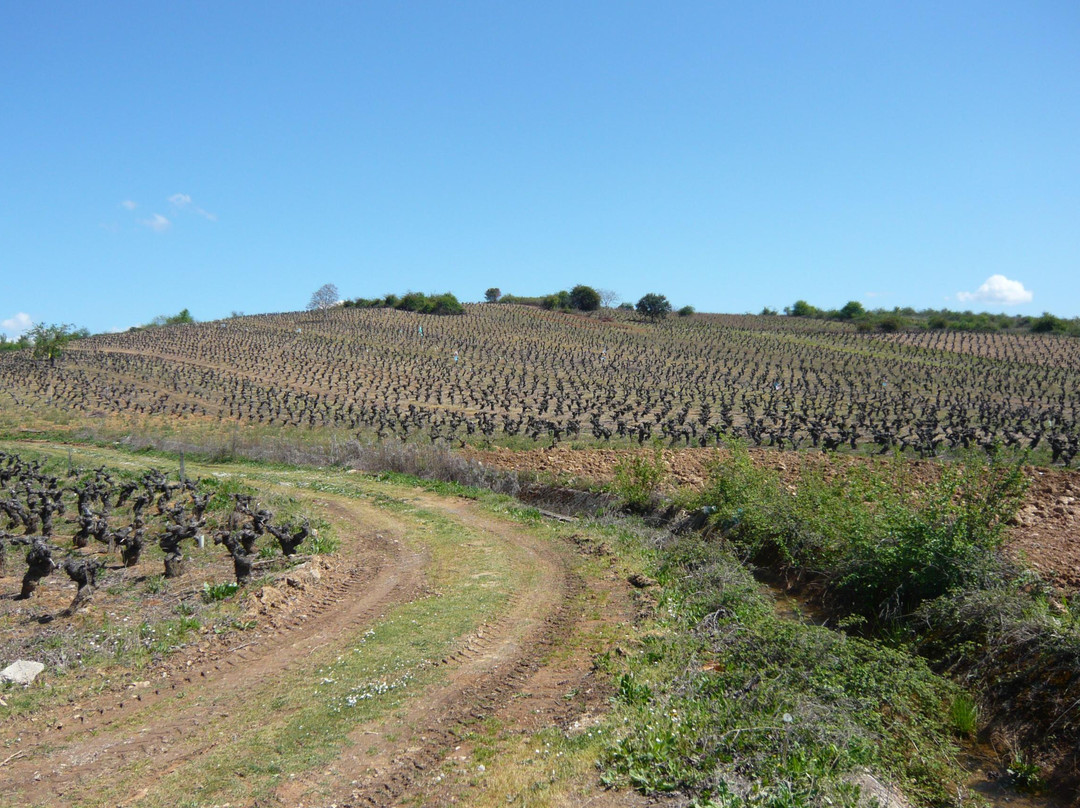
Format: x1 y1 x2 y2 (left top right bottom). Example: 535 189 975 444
0 333 31 352
29 323 86 366
307 283 340 311
636 293 671 322
677 305 695 317
542 290 572 311
760 307 778 316
569 285 601 312
149 309 196 327
838 300 866 320
787 300 818 317
1030 312 1066 334
484 287 501 303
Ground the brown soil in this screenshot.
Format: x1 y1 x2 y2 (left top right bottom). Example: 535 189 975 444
467 446 1080 590
0 488 637 808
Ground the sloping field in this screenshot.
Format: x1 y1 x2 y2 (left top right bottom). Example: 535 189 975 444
1 305 1078 462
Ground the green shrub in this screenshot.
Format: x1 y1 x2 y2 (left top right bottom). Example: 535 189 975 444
693 449 1026 626
612 449 667 512
601 529 964 805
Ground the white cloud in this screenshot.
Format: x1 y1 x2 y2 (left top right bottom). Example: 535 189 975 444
140 213 172 233
2 312 33 338
957 274 1033 306
121 199 137 210
169 192 216 221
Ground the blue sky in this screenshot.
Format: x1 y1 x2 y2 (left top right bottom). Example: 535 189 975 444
2 1 1078 337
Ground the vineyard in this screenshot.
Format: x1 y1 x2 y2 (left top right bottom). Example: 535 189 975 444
4 306 1080 806
1 305 1078 464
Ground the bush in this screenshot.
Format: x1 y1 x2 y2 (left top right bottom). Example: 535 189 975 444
601 526 965 805
344 291 464 315
612 449 667 512
693 449 1027 625
676 305 694 317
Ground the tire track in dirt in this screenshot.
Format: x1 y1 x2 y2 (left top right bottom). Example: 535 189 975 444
1 497 427 807
275 495 595 808
2 489 629 808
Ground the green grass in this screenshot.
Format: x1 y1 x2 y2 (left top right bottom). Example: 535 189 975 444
598 527 967 807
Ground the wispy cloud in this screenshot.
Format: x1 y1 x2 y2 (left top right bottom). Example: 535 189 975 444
140 213 172 233
169 192 216 221
2 312 33 338
121 199 137 211
957 274 1033 306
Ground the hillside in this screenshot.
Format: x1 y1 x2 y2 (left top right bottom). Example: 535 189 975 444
1 305 1078 463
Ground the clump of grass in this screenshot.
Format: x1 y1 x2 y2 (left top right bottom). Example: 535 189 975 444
949 693 979 737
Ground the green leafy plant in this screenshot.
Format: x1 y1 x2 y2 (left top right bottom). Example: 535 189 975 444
612 449 667 512
202 581 240 602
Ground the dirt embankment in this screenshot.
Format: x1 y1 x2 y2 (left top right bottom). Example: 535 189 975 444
467 446 1080 590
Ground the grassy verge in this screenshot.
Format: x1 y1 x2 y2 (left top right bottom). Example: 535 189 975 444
657 444 1078 796
596 525 968 807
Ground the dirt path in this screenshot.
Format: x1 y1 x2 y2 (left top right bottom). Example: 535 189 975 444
0 484 628 807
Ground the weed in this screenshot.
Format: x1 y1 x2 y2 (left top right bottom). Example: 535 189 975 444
1006 754 1044 792
600 521 965 806
202 581 240 602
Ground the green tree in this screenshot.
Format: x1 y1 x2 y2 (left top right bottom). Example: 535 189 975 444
484 287 501 303
569 285 601 312
29 323 86 366
542 290 572 310
1030 312 1065 334
788 300 818 317
838 300 866 320
636 293 672 322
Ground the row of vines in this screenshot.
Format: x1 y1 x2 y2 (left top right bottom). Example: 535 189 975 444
0 451 313 617
1 305 1078 464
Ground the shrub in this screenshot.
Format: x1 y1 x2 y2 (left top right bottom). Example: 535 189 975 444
612 449 667 512
693 449 1027 626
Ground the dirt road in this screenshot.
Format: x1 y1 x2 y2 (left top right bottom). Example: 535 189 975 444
0 475 632 807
